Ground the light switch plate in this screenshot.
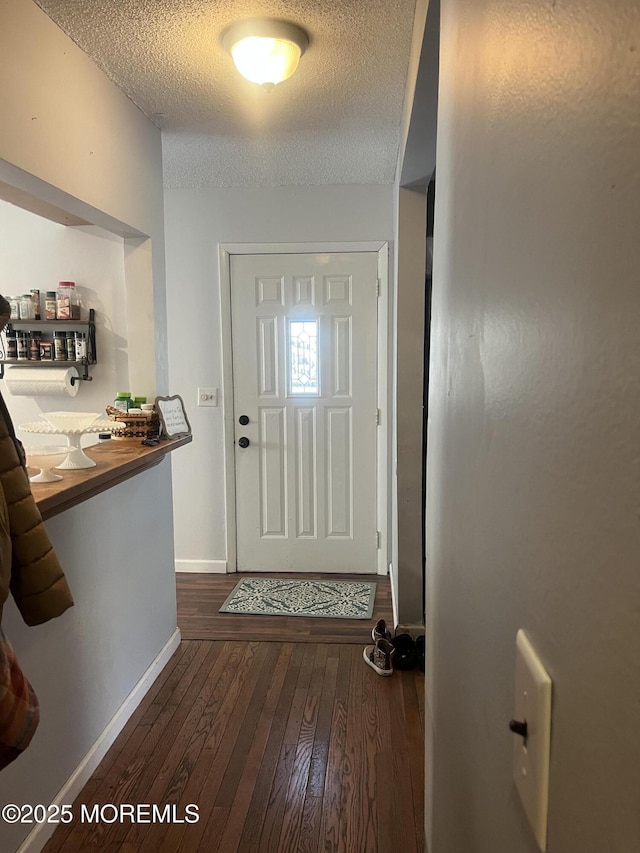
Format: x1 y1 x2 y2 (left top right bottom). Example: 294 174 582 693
513 629 552 851
197 387 218 407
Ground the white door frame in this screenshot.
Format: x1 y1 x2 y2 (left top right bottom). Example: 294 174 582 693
219 241 390 575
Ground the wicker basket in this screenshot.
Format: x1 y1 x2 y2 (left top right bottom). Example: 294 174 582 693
105 405 160 441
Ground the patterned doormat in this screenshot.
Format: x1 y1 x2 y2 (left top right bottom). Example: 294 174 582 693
219 577 377 619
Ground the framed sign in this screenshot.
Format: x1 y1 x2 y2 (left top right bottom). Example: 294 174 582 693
155 394 191 439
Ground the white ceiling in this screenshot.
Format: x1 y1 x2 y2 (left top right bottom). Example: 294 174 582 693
34 0 418 188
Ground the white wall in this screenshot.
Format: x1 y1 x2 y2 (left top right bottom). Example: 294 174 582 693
0 4 174 850
0 201 138 437
426 0 640 851
393 187 427 627
164 184 394 572
0 2 160 240
0 463 176 853
0 0 168 397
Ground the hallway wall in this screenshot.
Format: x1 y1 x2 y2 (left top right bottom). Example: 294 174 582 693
393 187 427 626
164 184 394 572
426 0 640 851
0 0 167 398
0 4 175 851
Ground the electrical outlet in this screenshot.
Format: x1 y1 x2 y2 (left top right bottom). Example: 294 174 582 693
197 387 218 407
512 630 552 852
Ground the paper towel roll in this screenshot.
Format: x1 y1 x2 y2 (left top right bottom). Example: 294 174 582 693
4 366 79 397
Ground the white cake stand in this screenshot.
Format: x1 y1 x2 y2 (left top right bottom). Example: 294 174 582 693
24 446 69 482
19 422 115 469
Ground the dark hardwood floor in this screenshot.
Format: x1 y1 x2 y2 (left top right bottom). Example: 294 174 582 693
43 574 424 853
176 572 394 644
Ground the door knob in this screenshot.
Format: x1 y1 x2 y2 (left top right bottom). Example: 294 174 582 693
238 436 250 448
239 415 250 425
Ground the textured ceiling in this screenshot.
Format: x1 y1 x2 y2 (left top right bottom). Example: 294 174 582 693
34 0 417 187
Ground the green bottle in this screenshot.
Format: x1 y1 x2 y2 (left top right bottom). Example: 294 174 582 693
114 392 132 412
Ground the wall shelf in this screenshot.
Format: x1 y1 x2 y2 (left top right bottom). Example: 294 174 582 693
0 307 96 383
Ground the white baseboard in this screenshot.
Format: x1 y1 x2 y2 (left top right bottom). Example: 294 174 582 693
17 628 181 853
175 559 228 573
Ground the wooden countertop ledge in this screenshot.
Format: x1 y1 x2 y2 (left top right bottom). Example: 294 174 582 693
30 435 192 520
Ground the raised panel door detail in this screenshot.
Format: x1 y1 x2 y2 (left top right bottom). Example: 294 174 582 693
256 276 284 306
332 316 352 398
259 407 287 538
295 407 317 538
293 275 315 306
257 317 279 398
325 407 353 538
324 275 353 306
232 250 379 574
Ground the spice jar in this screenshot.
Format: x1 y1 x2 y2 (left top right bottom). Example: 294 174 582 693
29 331 41 361
54 330 67 361
56 282 81 320
19 295 34 320
45 291 57 320
39 340 53 361
66 331 76 361
17 332 29 361
30 289 41 320
8 297 20 320
5 329 17 360
75 332 87 361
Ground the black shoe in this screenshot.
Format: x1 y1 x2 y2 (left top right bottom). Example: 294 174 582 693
391 633 416 671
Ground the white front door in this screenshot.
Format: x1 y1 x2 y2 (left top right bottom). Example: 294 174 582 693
230 251 379 573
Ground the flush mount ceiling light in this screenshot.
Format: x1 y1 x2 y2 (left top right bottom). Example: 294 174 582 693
221 18 309 91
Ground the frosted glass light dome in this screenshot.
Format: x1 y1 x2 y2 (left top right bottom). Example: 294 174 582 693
231 37 302 87
221 19 309 90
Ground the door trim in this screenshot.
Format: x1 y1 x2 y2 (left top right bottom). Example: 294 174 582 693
219 241 390 575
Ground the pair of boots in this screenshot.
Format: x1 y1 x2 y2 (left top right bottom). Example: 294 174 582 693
363 620 425 676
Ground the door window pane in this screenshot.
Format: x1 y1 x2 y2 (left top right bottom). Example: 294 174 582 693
288 319 319 395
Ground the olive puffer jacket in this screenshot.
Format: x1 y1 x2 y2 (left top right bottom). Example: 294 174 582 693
0 395 74 627
0 302 73 627
0 295 73 768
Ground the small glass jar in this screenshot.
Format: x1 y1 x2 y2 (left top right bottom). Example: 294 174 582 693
19 294 34 320
8 297 20 320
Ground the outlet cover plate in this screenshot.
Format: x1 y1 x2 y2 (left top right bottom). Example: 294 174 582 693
513 629 552 852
